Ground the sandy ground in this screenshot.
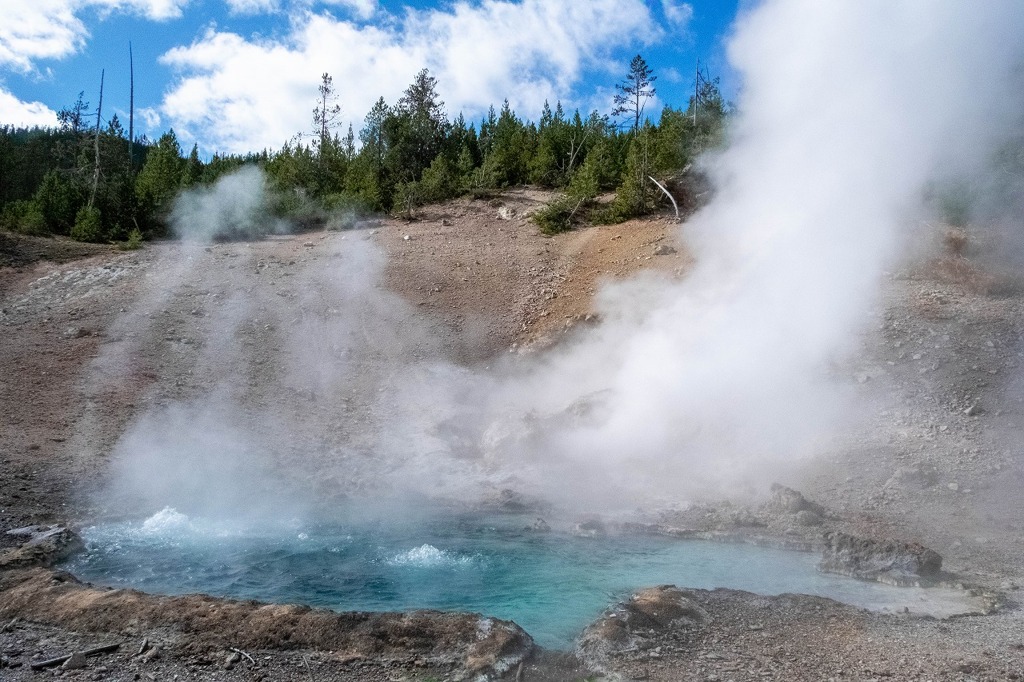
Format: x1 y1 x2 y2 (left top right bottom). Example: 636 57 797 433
2 191 1024 680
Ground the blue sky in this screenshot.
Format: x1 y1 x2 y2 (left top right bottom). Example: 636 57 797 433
0 0 741 155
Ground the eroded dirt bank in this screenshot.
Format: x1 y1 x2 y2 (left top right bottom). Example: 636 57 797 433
2 193 1024 680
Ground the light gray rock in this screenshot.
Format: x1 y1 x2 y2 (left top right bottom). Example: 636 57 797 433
819 532 942 586
885 465 939 490
0 526 85 569
577 586 707 664
794 510 823 526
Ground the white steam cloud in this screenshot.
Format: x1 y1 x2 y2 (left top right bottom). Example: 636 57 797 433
380 0 1024 508
170 166 288 241
91 0 1024 522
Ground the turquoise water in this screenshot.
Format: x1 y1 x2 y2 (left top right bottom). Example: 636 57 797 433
65 507 960 648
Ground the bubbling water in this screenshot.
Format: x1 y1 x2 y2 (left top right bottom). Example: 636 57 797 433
65 507 980 648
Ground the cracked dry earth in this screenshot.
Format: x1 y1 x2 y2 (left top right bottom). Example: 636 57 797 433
2 194 1024 680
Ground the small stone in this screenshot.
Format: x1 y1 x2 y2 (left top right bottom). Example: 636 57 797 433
224 651 242 669
948 482 959 492
303 241 314 247
62 652 87 670
964 403 983 417
653 244 677 256
403 234 411 241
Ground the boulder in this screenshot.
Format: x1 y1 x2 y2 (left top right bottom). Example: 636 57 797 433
576 586 707 663
766 484 825 516
819 532 942 586
0 526 84 570
461 617 534 680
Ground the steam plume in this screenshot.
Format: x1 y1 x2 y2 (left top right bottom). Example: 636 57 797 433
91 0 1024 520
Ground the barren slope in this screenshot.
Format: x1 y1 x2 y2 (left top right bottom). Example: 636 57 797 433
2 199 1024 680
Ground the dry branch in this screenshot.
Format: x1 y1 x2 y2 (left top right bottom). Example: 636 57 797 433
230 646 257 666
648 175 679 221
30 642 120 670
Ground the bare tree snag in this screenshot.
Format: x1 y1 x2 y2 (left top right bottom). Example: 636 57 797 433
89 69 104 208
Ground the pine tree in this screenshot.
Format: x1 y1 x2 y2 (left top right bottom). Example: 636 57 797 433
612 54 657 132
135 130 185 234
387 68 448 182
57 92 90 135
347 98 392 209
312 73 342 155
183 144 203 187
611 124 657 219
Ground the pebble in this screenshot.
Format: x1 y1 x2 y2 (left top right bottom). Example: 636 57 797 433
224 651 241 670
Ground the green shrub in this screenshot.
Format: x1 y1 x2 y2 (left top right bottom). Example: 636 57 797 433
419 155 461 203
322 193 372 230
71 205 103 242
118 227 144 250
0 200 48 235
34 170 85 234
532 196 579 235
393 180 421 218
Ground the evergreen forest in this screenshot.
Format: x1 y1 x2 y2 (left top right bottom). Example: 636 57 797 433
0 57 729 243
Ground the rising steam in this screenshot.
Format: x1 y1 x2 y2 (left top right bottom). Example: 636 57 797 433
90 0 1024 521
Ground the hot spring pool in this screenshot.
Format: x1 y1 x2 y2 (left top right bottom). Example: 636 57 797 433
65 507 973 648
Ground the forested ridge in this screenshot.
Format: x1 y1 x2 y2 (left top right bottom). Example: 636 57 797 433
0 57 728 244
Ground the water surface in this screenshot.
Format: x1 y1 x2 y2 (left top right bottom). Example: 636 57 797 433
65 507 973 648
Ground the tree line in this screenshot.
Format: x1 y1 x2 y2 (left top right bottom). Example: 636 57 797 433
0 56 729 242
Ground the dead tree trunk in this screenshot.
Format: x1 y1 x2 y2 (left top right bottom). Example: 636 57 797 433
89 69 104 208
128 43 134 172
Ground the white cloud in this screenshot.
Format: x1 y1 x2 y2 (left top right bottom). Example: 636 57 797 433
158 0 659 153
0 0 190 72
661 0 693 29
0 87 59 127
321 0 376 21
138 106 163 130
224 0 377 19
0 0 87 71
661 66 683 83
225 0 280 15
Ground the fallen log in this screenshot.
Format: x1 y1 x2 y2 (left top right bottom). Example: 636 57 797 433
30 642 120 670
